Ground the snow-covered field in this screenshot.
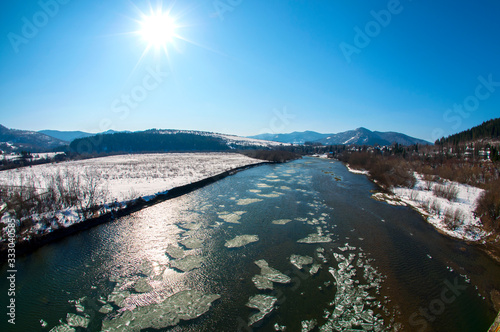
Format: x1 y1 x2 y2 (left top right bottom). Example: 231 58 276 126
0 153 263 202
0 153 265 239
346 166 486 242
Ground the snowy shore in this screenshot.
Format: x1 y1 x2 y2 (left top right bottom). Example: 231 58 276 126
0 153 265 245
345 165 486 242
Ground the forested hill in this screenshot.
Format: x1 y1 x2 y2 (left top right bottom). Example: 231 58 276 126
436 118 500 145
68 130 282 154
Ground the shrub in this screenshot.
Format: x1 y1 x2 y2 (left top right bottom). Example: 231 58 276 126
443 208 463 230
433 184 459 201
475 179 500 233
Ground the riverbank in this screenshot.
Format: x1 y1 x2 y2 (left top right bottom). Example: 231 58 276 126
0 155 271 260
344 163 500 260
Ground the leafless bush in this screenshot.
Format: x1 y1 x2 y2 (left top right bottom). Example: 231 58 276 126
2 169 109 228
422 174 435 191
433 184 459 201
475 179 500 233
409 190 420 201
429 199 441 214
443 208 464 230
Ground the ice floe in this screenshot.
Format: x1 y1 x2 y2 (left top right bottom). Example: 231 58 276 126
225 235 259 248
319 247 387 331
272 219 292 225
301 319 317 331
66 313 90 328
218 211 247 224
102 290 220 331
170 255 204 272
247 294 278 326
180 237 203 249
99 304 114 314
49 323 75 332
290 255 314 270
252 259 291 290
297 234 332 244
165 245 185 259
237 198 263 205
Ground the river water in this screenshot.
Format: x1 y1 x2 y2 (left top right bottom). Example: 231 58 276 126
1 157 499 331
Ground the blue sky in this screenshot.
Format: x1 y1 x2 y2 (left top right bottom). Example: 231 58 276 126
1 0 499 142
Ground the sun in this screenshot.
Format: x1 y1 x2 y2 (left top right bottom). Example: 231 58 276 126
139 11 178 49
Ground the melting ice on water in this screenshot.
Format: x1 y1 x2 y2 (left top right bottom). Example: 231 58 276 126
247 294 278 326
272 219 292 225
290 254 314 270
224 234 259 248
102 290 220 331
170 255 204 272
252 259 291 290
297 233 332 244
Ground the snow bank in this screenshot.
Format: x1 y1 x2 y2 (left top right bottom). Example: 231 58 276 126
387 174 486 241
345 164 370 175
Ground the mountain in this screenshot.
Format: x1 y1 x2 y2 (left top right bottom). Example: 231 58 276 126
0 125 68 153
39 129 123 142
248 131 330 144
251 128 431 146
437 118 500 145
69 129 286 154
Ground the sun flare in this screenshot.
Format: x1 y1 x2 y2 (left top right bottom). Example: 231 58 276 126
139 12 178 48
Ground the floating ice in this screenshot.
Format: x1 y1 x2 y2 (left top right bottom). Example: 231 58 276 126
290 255 314 270
180 238 203 249
66 313 90 328
107 290 131 307
309 263 321 275
99 304 113 314
165 245 185 259
274 322 287 331
102 290 220 331
257 183 272 188
249 189 261 193
178 222 201 230
134 279 154 293
252 274 274 290
253 259 291 288
224 235 259 248
49 323 75 332
247 294 278 326
297 234 332 244
218 212 246 224
258 193 282 198
170 255 204 272
272 219 292 225
319 249 387 331
40 319 48 328
237 198 263 205
301 319 317 332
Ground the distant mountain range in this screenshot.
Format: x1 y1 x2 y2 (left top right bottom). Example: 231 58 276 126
1 124 430 154
38 129 123 142
0 124 67 152
249 128 432 146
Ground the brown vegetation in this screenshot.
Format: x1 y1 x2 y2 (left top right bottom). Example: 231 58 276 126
0 170 109 236
475 179 500 234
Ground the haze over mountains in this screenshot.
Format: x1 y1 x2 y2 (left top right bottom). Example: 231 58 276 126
249 128 432 146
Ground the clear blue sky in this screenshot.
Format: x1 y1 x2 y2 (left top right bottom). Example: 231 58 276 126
1 0 499 142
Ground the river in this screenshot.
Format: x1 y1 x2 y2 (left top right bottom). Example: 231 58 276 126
1 157 499 331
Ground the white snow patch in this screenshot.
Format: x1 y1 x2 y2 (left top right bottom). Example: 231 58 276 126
390 173 486 241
